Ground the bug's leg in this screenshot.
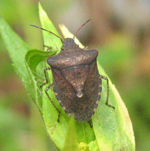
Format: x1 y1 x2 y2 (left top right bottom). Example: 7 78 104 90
45 84 61 122
40 67 61 122
101 75 115 109
88 119 93 128
40 67 51 88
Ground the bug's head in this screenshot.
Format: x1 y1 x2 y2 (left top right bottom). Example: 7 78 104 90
61 38 78 51
61 19 91 51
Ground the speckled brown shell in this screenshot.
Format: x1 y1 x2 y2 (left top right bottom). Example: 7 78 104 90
47 38 102 122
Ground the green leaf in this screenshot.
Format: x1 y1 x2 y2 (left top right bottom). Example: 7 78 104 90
39 3 62 52
0 16 35 100
25 49 56 109
62 117 79 151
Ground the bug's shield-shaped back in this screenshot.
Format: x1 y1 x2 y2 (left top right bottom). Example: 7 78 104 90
49 49 101 122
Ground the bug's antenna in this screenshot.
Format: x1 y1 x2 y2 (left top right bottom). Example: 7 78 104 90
73 19 91 40
30 24 63 43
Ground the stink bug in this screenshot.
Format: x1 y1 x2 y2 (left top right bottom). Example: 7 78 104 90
30 20 114 126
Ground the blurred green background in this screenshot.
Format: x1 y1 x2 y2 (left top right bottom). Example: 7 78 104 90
0 0 150 150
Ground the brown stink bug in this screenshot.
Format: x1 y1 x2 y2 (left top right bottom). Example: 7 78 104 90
30 20 114 127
